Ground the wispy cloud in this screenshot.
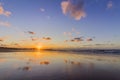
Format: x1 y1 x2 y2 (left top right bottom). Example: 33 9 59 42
107 1 113 9
46 16 51 19
70 37 84 42
65 37 84 42
40 8 51 19
64 40 69 42
11 42 20 47
0 38 4 42
94 43 114 46
0 21 11 27
0 36 10 42
40 8 45 12
71 28 80 35
0 43 8 47
0 5 11 17
28 31 36 35
43 37 51 40
63 28 81 40
86 38 93 41
63 32 72 36
30 36 39 41
13 43 19 46
61 0 86 20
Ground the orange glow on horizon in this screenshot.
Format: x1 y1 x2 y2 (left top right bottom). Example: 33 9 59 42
36 45 42 50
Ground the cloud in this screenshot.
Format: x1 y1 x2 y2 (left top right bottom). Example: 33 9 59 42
63 32 72 36
65 37 95 43
65 37 84 42
71 28 80 35
10 42 20 47
71 37 84 42
107 1 113 9
86 38 93 41
0 43 7 46
64 40 69 42
31 38 38 41
95 44 106 46
40 8 45 12
43 37 51 40
0 21 11 27
28 31 35 35
0 36 10 42
63 28 95 43
13 43 19 46
30 37 39 41
61 0 86 20
0 37 7 42
90 43 114 47
0 5 11 17
0 38 4 42
76 31 80 35
46 16 51 19
63 28 80 40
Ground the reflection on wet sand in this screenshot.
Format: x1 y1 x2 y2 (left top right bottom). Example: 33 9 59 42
18 66 31 71
0 59 6 63
40 61 50 65
64 59 81 65
70 61 81 65
0 51 120 80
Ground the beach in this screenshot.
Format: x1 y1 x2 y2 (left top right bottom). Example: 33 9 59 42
0 51 120 80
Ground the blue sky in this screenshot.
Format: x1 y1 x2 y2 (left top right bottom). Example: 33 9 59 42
0 0 120 49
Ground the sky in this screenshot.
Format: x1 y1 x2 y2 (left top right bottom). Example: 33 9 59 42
0 0 120 49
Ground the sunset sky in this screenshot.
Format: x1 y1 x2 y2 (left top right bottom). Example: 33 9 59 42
0 0 120 49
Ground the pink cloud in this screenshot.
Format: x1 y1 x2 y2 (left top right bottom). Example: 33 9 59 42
0 21 11 27
0 5 11 17
107 1 113 9
61 0 86 20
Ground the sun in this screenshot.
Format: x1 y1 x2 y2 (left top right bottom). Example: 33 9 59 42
36 45 42 50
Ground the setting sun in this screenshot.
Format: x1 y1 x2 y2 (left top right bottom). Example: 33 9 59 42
36 45 42 50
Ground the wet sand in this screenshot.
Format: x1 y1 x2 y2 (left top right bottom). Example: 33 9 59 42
0 51 120 80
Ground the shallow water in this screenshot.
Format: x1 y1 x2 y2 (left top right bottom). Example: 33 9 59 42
0 51 120 80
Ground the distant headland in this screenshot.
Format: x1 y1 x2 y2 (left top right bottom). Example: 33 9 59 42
0 47 120 55
0 47 36 52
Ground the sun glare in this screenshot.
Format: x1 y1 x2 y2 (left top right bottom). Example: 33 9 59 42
36 45 42 50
